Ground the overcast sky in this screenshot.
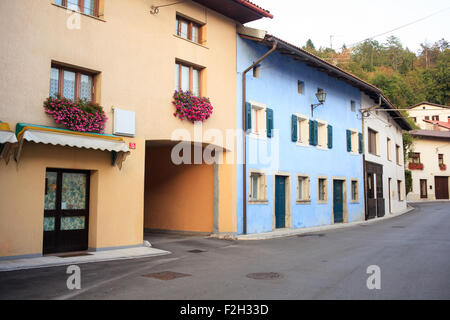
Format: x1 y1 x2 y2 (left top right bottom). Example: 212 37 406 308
245 0 450 53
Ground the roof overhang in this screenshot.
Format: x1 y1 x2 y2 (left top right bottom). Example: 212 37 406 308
191 0 273 24
15 123 130 168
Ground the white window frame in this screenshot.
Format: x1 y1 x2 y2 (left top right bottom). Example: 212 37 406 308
296 113 310 147
296 174 311 204
349 128 359 155
317 120 328 149
249 101 267 139
249 170 268 203
317 176 328 204
350 179 359 203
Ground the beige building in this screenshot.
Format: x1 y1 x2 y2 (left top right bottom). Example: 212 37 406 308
406 103 450 201
0 0 272 259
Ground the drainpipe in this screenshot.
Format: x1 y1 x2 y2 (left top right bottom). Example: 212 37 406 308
242 39 277 234
362 95 381 220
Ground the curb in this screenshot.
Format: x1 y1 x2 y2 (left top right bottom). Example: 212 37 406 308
211 205 416 241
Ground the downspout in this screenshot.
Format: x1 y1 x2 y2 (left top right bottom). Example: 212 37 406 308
242 39 277 234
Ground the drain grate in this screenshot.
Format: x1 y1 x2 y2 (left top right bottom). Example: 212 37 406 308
188 249 207 253
142 271 191 281
246 272 282 280
298 233 326 238
57 252 92 258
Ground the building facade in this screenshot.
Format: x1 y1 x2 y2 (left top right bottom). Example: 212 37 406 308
362 94 411 220
236 32 371 235
406 103 450 201
0 0 272 259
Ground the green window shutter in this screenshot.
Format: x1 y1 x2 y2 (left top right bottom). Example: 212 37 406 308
309 120 314 145
346 130 352 152
358 132 363 154
314 121 319 146
327 125 333 149
245 102 252 131
291 115 298 142
266 108 274 138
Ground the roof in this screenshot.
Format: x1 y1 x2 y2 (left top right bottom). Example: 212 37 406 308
410 130 450 140
408 101 450 109
240 33 412 130
192 0 273 24
423 119 450 130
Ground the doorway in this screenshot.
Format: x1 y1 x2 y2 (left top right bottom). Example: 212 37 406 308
43 169 90 254
333 180 344 224
275 176 287 229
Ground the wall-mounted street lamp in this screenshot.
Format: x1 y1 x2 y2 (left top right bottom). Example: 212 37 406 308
311 89 327 117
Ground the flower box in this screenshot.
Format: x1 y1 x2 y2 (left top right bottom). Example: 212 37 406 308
439 164 447 171
44 95 107 134
172 91 213 123
408 163 424 170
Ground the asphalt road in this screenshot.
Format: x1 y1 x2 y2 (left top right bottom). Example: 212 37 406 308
0 202 449 300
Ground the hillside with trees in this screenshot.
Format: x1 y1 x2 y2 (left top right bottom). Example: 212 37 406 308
302 37 449 113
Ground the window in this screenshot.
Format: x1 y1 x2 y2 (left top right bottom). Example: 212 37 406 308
395 145 401 165
317 121 328 148
387 138 392 161
176 16 203 44
351 180 359 202
298 81 305 94
425 116 430 120
410 152 420 164
368 128 378 155
412 117 417 123
175 62 201 96
317 177 328 203
297 175 310 203
347 130 360 154
438 154 444 166
50 66 95 102
432 115 440 121
54 0 99 17
350 100 356 112
397 180 403 201
249 172 266 202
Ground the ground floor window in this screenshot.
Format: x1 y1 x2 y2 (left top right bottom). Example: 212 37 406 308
296 175 310 203
420 179 428 199
397 180 404 201
249 171 267 202
351 179 359 202
317 177 328 203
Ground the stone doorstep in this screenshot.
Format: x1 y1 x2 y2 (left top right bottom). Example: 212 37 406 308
0 246 171 272
212 206 416 241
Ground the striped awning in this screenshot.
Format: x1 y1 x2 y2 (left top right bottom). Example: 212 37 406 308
0 122 18 144
15 123 130 168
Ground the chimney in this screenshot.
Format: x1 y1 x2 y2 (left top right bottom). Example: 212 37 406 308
433 123 439 131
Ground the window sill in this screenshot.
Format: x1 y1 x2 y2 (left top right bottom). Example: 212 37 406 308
248 133 267 141
173 34 209 49
52 3 106 22
296 142 309 148
317 200 328 205
317 146 329 151
249 200 269 205
296 200 311 205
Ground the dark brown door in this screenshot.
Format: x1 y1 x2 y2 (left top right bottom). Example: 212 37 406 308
43 169 90 254
420 179 428 199
435 176 449 200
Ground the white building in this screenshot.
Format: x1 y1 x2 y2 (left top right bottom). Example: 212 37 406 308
362 93 412 219
406 103 450 201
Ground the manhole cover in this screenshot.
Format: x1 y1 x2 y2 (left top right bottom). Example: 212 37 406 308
392 226 406 229
143 271 191 281
246 272 282 280
188 249 206 253
298 234 326 238
57 252 92 258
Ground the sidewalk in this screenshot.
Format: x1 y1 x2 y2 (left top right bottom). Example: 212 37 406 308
0 246 171 272
213 205 415 241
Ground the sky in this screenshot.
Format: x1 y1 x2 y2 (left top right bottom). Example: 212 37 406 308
246 0 450 53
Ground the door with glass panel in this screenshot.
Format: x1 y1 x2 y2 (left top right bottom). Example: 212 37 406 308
43 169 90 254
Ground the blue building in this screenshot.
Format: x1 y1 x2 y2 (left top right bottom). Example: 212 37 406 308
236 30 381 235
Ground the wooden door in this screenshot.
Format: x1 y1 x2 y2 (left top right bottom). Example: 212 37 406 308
43 169 90 254
435 176 449 200
333 180 344 224
275 176 286 229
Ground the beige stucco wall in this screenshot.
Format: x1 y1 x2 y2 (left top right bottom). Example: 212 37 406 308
0 0 238 257
406 137 450 201
408 104 450 130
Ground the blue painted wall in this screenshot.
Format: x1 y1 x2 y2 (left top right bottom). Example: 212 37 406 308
236 36 365 235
